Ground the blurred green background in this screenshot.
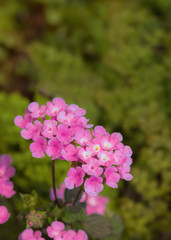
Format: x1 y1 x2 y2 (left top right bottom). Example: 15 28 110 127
0 0 171 239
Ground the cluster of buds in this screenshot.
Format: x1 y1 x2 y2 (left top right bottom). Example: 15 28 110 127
0 154 16 224
14 97 133 196
26 210 45 228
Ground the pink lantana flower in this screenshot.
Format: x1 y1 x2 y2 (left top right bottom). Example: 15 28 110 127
113 150 125 165
18 228 45 240
21 121 42 140
86 195 109 215
30 136 47 158
14 113 32 129
121 145 133 158
46 97 66 116
57 124 73 144
111 132 123 142
78 147 94 162
46 221 65 239
0 155 15 179
84 176 104 196
42 120 57 139
55 231 73 240
57 111 77 126
0 178 15 198
74 116 93 129
82 158 103 177
67 230 88 240
46 138 62 160
61 144 78 162
100 133 119 150
97 150 114 166
92 126 106 138
74 129 92 146
89 139 101 155
67 104 86 116
104 167 120 188
28 102 46 118
0 206 10 224
117 164 133 181
65 167 85 189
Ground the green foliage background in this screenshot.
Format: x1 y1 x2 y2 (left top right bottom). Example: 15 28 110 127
0 0 171 239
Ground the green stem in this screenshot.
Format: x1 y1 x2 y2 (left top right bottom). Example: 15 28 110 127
52 160 61 208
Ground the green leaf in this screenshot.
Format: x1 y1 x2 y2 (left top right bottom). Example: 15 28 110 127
83 214 113 239
76 201 86 209
61 206 86 224
106 214 124 240
64 187 83 204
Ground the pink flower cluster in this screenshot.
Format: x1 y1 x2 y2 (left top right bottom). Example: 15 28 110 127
0 154 16 224
47 221 88 240
15 98 133 196
18 229 45 240
19 221 88 240
50 183 109 215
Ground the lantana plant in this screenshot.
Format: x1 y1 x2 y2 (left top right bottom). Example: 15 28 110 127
0 97 133 239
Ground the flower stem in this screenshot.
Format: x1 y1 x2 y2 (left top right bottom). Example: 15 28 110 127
72 188 83 206
52 160 61 208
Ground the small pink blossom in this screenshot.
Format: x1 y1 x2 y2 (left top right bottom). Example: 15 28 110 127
30 136 47 158
67 230 88 240
57 111 77 126
111 132 123 142
75 116 93 129
82 158 103 177
113 150 125 165
74 129 92 146
89 139 101 154
61 144 78 162
116 142 124 150
100 133 119 150
78 147 93 162
117 164 133 181
65 167 85 189
47 221 65 238
55 231 73 240
0 206 10 224
67 104 86 116
46 97 66 116
121 145 133 158
46 138 62 160
84 176 104 196
21 121 42 140
92 126 106 138
42 120 57 138
97 150 114 166
86 195 109 215
104 167 120 188
18 228 45 240
57 124 73 144
0 155 15 179
0 178 16 198
14 113 32 129
28 102 46 118
75 230 88 240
